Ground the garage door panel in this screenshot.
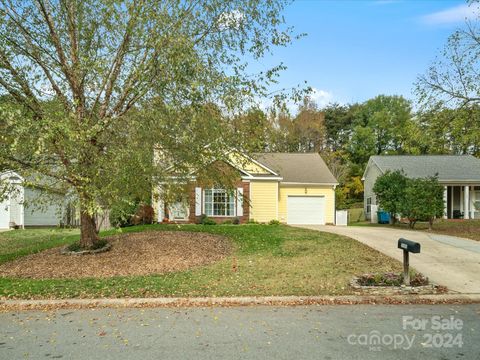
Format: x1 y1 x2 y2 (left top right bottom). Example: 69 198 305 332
287 196 325 225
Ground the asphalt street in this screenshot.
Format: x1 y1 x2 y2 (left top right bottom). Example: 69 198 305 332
1 304 479 360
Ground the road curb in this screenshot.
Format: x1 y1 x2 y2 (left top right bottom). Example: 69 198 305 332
1 294 480 311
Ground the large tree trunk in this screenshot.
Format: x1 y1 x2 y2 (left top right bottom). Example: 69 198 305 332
80 210 99 249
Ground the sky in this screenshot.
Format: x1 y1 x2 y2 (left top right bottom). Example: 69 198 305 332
257 0 475 109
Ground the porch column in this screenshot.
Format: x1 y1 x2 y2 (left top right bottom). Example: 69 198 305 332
470 186 475 219
443 186 448 219
464 185 470 219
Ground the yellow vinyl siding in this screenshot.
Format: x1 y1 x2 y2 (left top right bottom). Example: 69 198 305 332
228 152 270 174
250 181 278 222
278 185 335 224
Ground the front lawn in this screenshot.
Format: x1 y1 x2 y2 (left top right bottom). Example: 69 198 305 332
0 224 402 299
351 219 480 242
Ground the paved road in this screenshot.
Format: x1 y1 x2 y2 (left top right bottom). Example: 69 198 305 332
298 225 480 294
0 305 479 360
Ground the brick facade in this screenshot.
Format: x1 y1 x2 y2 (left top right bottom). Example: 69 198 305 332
188 181 250 224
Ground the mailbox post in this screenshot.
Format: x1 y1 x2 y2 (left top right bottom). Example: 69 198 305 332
397 238 421 286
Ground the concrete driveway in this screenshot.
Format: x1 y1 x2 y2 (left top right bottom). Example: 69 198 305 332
297 225 480 294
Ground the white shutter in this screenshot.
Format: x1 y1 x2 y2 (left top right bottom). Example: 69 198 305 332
195 187 202 216
156 187 165 222
236 187 243 217
158 199 165 222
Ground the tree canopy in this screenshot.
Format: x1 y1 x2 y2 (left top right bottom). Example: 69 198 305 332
0 0 295 247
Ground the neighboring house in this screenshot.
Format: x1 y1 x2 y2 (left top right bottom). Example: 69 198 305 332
0 170 73 229
363 155 480 220
154 151 338 225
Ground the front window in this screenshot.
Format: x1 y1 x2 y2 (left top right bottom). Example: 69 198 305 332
366 197 372 214
204 189 235 216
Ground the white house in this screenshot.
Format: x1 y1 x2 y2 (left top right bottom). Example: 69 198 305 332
363 155 480 220
0 171 69 229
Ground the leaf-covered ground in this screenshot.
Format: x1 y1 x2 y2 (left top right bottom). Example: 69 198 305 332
0 231 232 279
0 224 402 299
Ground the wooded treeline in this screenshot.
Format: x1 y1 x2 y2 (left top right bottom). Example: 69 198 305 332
233 95 480 208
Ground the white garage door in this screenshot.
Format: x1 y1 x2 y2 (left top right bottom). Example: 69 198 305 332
287 196 325 225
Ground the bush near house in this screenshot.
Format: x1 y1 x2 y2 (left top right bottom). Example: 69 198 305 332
110 201 154 228
401 176 444 230
373 170 407 224
373 172 444 229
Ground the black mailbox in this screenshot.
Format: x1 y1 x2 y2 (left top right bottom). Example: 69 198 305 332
398 238 420 253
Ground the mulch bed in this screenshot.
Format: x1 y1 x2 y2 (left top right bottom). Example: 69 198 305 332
0 231 232 279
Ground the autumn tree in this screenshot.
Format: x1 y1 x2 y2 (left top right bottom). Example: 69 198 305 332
232 108 273 152
0 0 295 248
292 96 327 152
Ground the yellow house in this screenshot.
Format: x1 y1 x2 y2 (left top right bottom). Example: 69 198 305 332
154 151 338 225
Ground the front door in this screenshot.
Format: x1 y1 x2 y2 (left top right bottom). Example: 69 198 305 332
169 202 189 221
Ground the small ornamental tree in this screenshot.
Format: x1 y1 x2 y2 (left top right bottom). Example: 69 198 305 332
401 176 444 230
372 170 408 224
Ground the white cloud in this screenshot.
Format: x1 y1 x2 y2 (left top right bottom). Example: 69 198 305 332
309 88 333 107
421 4 480 25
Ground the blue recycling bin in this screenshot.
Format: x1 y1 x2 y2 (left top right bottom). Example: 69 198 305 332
377 211 390 224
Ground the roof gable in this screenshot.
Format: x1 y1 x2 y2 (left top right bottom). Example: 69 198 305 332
253 153 338 184
227 151 278 176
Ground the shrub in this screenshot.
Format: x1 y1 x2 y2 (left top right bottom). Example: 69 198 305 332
131 203 154 225
110 201 153 228
247 219 259 224
232 217 240 225
66 242 82 252
198 214 216 225
66 239 108 252
357 272 429 287
196 214 207 224
222 219 233 225
268 219 280 225
401 176 444 230
373 170 408 224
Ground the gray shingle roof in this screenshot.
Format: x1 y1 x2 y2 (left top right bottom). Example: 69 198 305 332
370 155 480 182
254 153 338 184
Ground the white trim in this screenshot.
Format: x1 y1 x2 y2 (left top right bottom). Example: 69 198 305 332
236 187 243 217
223 159 254 177
241 176 283 181
195 187 202 216
280 182 339 186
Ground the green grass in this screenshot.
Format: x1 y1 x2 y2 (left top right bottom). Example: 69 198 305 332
351 219 480 241
0 224 402 299
0 228 80 265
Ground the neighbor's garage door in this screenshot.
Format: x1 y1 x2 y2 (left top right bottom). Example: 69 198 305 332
287 196 325 225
